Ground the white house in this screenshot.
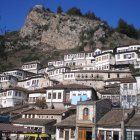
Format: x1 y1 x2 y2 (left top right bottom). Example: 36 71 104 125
0 75 18 90
17 74 58 90
0 87 28 107
94 52 115 70
48 60 64 67
21 60 43 74
1 69 28 80
46 84 97 109
47 66 70 82
115 44 140 69
120 77 137 109
28 88 46 104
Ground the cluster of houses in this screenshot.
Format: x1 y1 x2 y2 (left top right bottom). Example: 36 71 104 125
1 44 140 139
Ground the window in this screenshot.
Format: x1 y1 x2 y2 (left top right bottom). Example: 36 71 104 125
15 92 17 96
123 84 127 90
124 54 127 59
59 129 64 138
83 108 89 120
108 73 110 78
117 54 120 59
126 131 132 140
53 92 56 99
132 53 135 58
129 84 133 90
48 93 51 99
71 129 75 138
117 73 119 78
58 92 62 99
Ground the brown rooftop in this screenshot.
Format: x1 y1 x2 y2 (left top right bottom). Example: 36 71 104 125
13 118 56 126
23 109 68 115
0 123 35 133
56 115 76 127
126 114 140 128
105 77 136 83
99 87 120 95
97 109 133 127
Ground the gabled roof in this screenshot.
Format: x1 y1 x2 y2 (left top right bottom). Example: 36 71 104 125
97 109 133 127
126 113 140 128
23 109 67 115
105 77 136 83
0 123 36 133
13 118 56 126
56 115 76 127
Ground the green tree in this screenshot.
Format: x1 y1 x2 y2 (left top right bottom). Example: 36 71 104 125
0 35 7 60
66 7 82 16
84 11 96 20
116 18 139 39
57 6 63 14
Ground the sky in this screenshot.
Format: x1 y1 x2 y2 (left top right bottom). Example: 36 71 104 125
0 0 140 32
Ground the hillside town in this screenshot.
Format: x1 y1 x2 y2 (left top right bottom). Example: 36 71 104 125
0 44 140 139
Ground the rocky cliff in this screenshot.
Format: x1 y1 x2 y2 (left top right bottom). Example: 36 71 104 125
17 5 140 51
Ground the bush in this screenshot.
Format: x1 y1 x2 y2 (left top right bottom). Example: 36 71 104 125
67 7 82 16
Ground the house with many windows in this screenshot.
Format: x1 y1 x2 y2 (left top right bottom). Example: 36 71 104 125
115 44 140 68
21 60 43 74
18 74 58 90
0 75 18 90
46 84 97 109
1 69 28 81
63 70 132 90
0 87 28 107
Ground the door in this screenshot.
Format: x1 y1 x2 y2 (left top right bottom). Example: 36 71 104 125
65 130 69 140
78 130 92 140
78 130 85 140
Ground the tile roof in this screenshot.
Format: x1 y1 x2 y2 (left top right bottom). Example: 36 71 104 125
23 109 67 115
104 83 120 88
0 123 35 133
13 118 56 126
99 87 120 95
56 115 76 127
126 114 140 128
105 77 136 83
97 109 133 127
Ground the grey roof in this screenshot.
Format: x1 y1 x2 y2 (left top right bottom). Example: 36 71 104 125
126 114 140 128
56 115 76 127
97 109 133 127
105 77 136 83
13 118 56 126
99 87 120 95
23 109 67 115
77 99 110 105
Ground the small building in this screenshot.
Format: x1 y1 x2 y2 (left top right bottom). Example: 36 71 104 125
0 87 28 107
56 115 76 140
97 108 134 140
21 60 43 74
76 99 112 140
46 84 97 109
1 69 28 81
18 74 58 90
0 75 18 90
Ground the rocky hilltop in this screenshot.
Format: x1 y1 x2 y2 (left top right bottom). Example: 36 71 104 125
17 5 140 51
